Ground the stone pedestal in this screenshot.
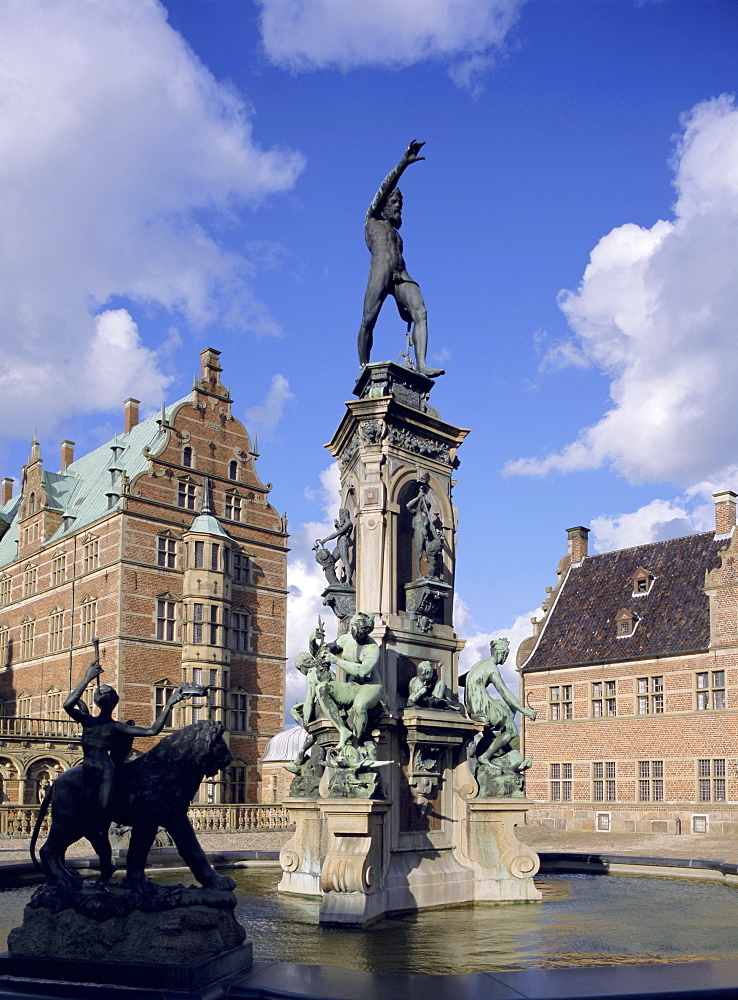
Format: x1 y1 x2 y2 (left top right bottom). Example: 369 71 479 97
318 799 391 925
280 361 540 924
278 797 323 896
404 577 452 631
456 795 542 902
320 582 356 628
4 884 252 991
279 796 390 926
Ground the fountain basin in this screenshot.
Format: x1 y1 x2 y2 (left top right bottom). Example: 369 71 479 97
3 860 738 999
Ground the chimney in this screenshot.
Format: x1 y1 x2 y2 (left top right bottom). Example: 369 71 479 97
714 491 737 534
200 347 222 383
566 526 590 563
60 440 75 472
124 398 140 434
1 479 13 505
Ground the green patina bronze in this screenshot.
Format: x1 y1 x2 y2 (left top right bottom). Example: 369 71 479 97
461 638 537 798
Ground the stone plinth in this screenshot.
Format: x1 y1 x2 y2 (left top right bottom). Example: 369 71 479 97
278 797 323 896
455 793 542 902
320 582 356 627
8 898 247 965
318 798 391 926
0 944 252 993
279 797 391 926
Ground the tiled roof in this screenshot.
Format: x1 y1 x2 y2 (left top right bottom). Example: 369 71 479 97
0 395 191 568
521 531 727 672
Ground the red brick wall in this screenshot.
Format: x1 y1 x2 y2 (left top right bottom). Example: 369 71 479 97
0 363 288 804
522 649 738 830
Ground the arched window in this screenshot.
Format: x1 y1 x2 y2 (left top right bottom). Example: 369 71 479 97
183 446 193 468
28 493 36 516
229 460 238 481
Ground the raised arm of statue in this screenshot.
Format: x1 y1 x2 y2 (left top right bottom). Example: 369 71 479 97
115 685 194 738
406 487 431 515
366 140 425 220
308 618 326 658
63 658 101 723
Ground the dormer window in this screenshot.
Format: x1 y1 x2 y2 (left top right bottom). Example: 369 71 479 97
631 567 655 597
615 608 638 638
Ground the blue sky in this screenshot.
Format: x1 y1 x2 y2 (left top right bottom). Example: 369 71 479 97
0 0 737 708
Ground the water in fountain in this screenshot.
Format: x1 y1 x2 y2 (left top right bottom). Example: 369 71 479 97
4 869 738 975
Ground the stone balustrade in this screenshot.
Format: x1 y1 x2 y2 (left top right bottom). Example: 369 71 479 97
0 717 82 740
0 802 291 838
188 803 291 833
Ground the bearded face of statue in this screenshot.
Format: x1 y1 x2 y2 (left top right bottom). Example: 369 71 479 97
384 190 403 228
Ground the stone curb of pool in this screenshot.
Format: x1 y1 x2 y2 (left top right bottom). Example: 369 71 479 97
3 847 738 886
2 850 738 1000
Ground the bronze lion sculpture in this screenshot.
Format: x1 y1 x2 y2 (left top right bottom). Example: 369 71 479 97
30 719 235 892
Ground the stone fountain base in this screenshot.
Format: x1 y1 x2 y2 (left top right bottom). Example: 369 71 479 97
279 793 541 926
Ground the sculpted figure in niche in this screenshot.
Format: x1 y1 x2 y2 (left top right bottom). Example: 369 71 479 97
407 660 461 712
406 478 442 580
316 612 383 749
424 520 444 580
358 140 444 378
37 773 52 804
316 508 353 586
462 638 537 777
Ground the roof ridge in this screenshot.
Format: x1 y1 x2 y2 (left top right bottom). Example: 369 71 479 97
588 529 717 559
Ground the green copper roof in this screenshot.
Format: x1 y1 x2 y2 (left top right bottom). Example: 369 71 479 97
186 478 230 539
0 394 192 568
186 512 231 539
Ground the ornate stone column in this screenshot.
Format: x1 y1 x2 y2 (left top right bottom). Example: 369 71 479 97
325 361 469 712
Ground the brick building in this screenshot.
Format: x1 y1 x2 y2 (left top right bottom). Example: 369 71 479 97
0 348 287 807
518 491 738 836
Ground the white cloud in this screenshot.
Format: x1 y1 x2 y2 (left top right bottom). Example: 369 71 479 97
244 374 295 439
455 596 541 695
256 0 522 91
84 310 173 410
505 94 738 488
534 328 589 373
590 498 697 553
0 0 303 438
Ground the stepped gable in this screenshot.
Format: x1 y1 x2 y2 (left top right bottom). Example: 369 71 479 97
522 531 727 671
0 396 189 568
